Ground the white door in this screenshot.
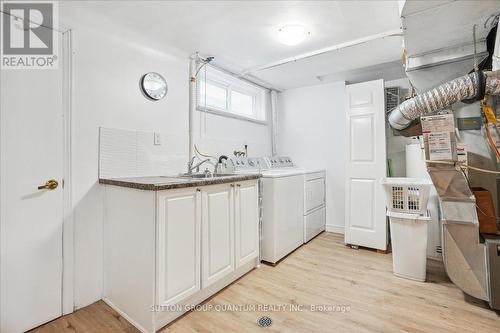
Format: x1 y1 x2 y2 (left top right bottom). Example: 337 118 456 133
344 79 387 250
157 189 201 306
0 21 64 333
201 184 234 288
234 181 259 268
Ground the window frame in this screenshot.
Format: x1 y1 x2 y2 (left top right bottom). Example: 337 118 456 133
196 66 268 125
199 78 230 111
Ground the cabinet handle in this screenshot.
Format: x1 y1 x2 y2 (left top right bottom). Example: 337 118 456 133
236 184 241 187
230 184 235 187
196 188 201 192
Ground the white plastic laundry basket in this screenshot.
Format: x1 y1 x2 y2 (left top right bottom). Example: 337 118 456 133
388 211 430 282
382 178 433 214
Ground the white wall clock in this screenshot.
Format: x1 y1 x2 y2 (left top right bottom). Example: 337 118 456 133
140 72 168 100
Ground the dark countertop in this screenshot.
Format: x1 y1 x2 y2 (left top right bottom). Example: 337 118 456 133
99 174 260 191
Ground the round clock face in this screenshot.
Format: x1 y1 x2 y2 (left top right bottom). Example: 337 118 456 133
141 72 167 100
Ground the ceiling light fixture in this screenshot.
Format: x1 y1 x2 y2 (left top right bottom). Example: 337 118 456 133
276 24 310 46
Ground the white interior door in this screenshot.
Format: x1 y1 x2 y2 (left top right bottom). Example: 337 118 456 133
344 79 387 251
0 21 64 332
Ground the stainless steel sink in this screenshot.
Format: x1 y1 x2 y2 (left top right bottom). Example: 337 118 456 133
132 176 191 184
179 173 235 179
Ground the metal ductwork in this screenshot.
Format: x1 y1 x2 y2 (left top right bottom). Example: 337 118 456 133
388 70 500 130
387 63 500 312
392 0 500 313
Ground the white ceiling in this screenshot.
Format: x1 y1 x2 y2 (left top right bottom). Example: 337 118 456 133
62 1 404 90
253 37 404 88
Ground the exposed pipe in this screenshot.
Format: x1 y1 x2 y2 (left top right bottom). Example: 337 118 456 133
208 62 276 92
388 70 500 130
241 29 403 75
270 90 279 156
188 53 214 161
188 55 196 161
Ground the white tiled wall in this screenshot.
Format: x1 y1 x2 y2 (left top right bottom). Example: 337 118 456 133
99 127 187 178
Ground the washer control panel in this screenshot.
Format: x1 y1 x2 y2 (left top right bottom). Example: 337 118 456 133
263 156 294 169
228 157 267 171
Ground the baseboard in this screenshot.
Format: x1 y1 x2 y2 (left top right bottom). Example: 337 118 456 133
326 225 344 234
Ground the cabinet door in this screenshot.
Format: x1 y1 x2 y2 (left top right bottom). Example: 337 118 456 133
202 184 234 288
235 181 259 268
157 189 201 306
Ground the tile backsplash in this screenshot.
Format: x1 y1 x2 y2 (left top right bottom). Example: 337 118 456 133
99 127 187 178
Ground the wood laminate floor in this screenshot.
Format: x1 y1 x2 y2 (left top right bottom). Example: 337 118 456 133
30 232 499 333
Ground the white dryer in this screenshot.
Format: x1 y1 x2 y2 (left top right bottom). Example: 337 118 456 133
303 170 326 242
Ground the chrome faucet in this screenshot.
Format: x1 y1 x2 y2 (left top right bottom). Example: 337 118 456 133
187 156 216 175
187 156 197 174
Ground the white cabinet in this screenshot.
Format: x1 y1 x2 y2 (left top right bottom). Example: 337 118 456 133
234 181 259 268
201 184 235 288
157 189 201 306
103 179 259 333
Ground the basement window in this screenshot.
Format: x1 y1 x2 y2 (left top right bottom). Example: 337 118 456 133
197 65 267 123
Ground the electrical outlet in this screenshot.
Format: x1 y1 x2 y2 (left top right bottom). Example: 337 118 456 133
154 132 161 145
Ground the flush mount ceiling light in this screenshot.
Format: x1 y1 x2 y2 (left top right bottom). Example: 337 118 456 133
276 24 310 46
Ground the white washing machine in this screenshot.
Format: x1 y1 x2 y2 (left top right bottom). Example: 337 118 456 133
227 156 325 264
261 156 326 262
260 166 304 264
264 157 326 244
227 156 304 264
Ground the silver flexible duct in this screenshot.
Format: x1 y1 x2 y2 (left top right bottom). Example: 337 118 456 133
388 70 500 130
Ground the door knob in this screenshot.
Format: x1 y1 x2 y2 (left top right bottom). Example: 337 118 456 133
38 179 59 190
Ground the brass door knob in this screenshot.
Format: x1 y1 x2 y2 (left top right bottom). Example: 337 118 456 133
38 179 59 190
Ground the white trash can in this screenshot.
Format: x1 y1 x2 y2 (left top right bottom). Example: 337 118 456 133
387 211 430 282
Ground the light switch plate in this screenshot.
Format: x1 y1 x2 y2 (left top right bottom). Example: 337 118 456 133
154 132 161 145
